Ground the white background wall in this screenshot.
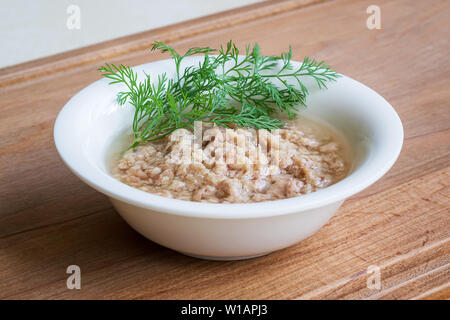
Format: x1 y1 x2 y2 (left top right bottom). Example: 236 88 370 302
0 0 263 69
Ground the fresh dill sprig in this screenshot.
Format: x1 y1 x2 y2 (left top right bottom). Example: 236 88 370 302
99 41 340 148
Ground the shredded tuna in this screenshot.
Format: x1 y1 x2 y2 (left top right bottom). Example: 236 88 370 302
113 121 349 203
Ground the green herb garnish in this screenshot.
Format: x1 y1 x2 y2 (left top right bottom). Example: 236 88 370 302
99 41 339 149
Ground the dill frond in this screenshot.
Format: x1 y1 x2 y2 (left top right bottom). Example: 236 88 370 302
99 41 340 148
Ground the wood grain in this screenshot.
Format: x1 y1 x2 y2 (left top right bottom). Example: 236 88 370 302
0 0 449 299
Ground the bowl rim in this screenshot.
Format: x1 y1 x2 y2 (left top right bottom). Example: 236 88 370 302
54 58 403 219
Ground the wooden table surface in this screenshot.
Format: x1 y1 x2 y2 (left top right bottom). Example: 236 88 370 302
0 0 449 300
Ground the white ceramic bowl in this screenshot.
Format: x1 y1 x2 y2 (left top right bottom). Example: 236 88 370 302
54 57 403 260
